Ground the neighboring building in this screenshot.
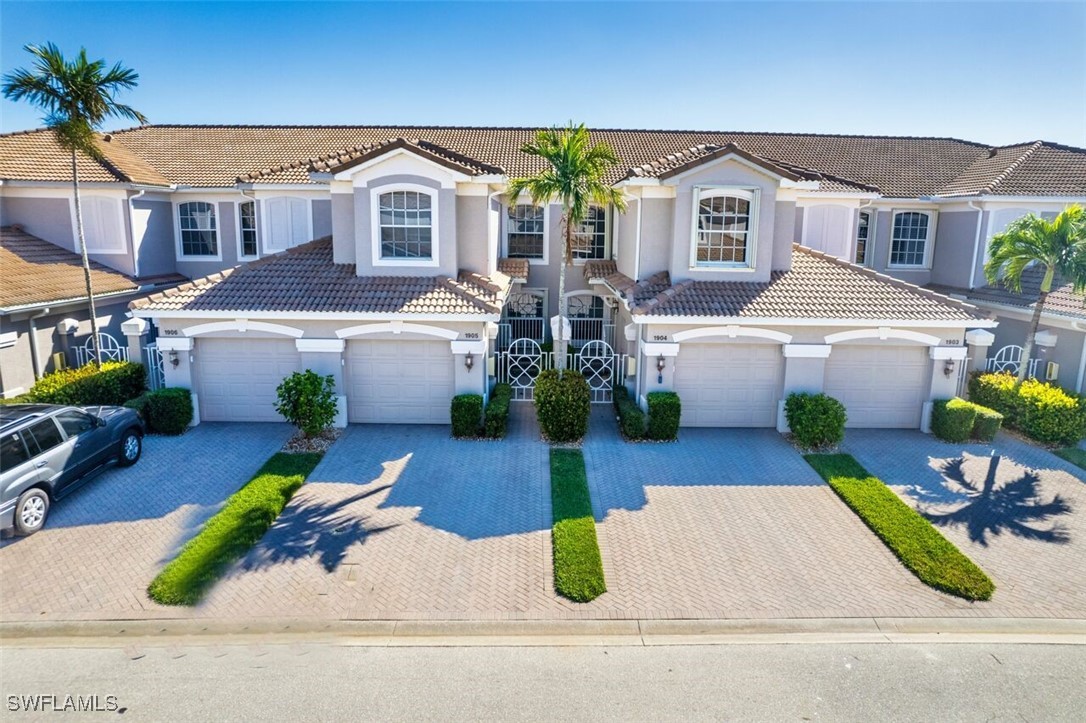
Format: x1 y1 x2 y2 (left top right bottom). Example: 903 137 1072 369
1 126 1083 428
0 225 181 397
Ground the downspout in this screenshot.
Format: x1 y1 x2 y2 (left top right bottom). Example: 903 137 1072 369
967 200 984 290
127 189 147 277
27 307 51 380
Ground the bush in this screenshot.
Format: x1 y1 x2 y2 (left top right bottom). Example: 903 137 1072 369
123 392 151 423
23 361 146 406
784 392 846 449
931 398 977 443
451 394 484 438
968 372 1020 426
613 386 645 440
146 388 194 435
484 383 513 439
275 370 338 438
534 369 591 443
968 372 1085 446
645 392 681 441
971 405 1004 442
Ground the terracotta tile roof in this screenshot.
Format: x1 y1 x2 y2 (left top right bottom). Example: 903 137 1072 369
583 259 618 281
129 237 511 316
0 129 170 186
957 267 1086 320
605 270 672 305
0 226 139 310
631 245 987 323
496 257 529 281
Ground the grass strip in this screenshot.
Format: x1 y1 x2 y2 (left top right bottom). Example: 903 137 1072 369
804 453 995 601
1054 447 1086 473
148 452 323 605
550 448 606 602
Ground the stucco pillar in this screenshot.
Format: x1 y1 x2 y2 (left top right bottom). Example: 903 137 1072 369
120 317 148 368
640 341 679 408
922 346 969 432
157 336 198 426
56 318 80 369
777 344 832 433
451 339 487 398
1033 330 1059 381
295 339 347 427
965 328 995 373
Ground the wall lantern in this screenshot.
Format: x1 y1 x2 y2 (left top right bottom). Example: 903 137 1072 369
943 358 955 378
656 355 666 384
464 353 475 372
169 350 180 368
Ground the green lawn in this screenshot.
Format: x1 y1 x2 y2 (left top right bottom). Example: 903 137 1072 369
148 452 323 605
550 448 607 602
804 454 995 601
1054 447 1086 472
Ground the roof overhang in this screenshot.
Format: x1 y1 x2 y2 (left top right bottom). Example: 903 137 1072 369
630 315 997 328
132 308 501 323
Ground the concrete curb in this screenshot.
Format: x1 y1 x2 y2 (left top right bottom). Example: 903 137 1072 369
2 617 1084 647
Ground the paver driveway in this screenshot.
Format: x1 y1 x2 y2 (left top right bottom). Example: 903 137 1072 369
0 423 293 620
844 430 1086 618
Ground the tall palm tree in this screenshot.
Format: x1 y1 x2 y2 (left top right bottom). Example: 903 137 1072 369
506 123 626 375
3 43 146 366
984 204 1086 381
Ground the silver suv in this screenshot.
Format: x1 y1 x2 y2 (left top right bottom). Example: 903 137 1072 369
0 404 144 537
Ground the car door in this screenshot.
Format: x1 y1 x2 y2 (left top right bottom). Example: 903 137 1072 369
54 410 111 473
1 430 41 511
22 418 77 496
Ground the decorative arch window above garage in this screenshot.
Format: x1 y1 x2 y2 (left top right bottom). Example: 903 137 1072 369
692 187 759 268
377 189 434 260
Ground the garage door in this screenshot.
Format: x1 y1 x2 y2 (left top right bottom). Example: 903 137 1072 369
195 338 300 422
673 343 783 427
824 345 930 428
346 340 454 424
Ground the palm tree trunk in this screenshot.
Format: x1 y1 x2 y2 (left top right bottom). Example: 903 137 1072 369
1017 290 1048 382
556 210 568 377
71 150 101 367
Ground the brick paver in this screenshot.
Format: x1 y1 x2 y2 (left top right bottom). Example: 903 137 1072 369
0 423 294 620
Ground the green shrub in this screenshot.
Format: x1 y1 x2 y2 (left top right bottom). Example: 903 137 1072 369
146 388 193 435
968 372 1021 426
613 386 645 440
534 369 591 443
971 405 1004 442
550 448 606 602
274 370 338 438
24 361 146 406
451 394 484 438
1017 378 1086 446
931 398 978 443
484 383 513 439
123 392 152 423
645 391 681 441
784 392 846 449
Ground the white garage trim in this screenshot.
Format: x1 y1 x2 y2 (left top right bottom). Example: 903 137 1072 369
157 337 193 351
673 325 792 344
336 321 459 340
296 338 345 353
182 319 304 338
823 327 941 346
450 340 485 354
783 344 832 358
930 346 968 360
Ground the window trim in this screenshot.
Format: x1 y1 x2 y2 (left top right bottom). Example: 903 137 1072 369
504 199 549 266
369 183 440 268
689 186 759 271
235 199 260 261
855 208 876 266
887 209 937 270
174 199 222 261
79 195 128 255
571 205 610 265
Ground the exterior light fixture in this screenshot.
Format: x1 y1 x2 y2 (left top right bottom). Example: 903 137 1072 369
657 355 666 384
464 353 474 372
943 358 955 378
169 350 180 368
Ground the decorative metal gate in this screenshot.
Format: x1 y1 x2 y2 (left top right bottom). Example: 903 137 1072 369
577 340 618 403
498 291 546 350
75 332 129 366
496 338 549 400
986 345 1040 378
494 337 627 403
144 343 166 390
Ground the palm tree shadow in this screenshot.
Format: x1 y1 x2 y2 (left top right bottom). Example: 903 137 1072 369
240 485 400 573
921 455 1072 547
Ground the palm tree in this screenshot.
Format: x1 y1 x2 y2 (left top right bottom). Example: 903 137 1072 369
3 43 146 366
984 205 1086 381
506 123 627 375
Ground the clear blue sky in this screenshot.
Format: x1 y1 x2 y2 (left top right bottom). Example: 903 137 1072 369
3 1 1084 146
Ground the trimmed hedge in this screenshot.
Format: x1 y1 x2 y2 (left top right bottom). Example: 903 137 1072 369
972 405 1004 442
535 369 591 443
785 392 847 449
969 372 1086 446
124 387 193 435
451 394 484 438
645 391 681 441
931 398 977 443
613 386 645 440
17 361 146 406
484 383 513 439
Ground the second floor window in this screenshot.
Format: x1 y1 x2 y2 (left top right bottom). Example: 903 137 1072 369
573 206 608 260
239 201 258 258
694 188 755 267
507 204 545 259
379 190 433 259
178 201 218 257
855 211 871 265
889 211 932 267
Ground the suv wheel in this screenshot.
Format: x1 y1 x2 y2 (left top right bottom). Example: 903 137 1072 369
15 488 49 535
118 429 142 467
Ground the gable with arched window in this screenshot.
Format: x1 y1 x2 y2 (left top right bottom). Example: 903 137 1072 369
370 185 438 266
691 187 759 268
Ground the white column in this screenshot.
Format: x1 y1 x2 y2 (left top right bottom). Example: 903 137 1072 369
120 317 149 367
639 341 679 408
295 338 347 428
157 336 198 425
922 346 969 433
965 328 995 373
778 344 833 433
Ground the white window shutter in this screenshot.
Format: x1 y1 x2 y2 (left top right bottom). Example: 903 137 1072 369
266 198 290 252
289 198 308 247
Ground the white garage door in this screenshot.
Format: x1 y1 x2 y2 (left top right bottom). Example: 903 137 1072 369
346 340 454 424
195 338 300 422
673 343 783 427
824 345 930 428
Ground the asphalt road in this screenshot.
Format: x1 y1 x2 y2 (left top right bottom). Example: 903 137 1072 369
2 641 1083 721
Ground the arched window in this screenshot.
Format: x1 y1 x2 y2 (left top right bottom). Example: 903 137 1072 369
378 190 433 259
693 188 757 268
889 210 934 268
178 201 218 257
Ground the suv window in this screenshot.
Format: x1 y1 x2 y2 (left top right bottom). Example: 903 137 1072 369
56 411 96 437
0 432 30 470
24 419 65 456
